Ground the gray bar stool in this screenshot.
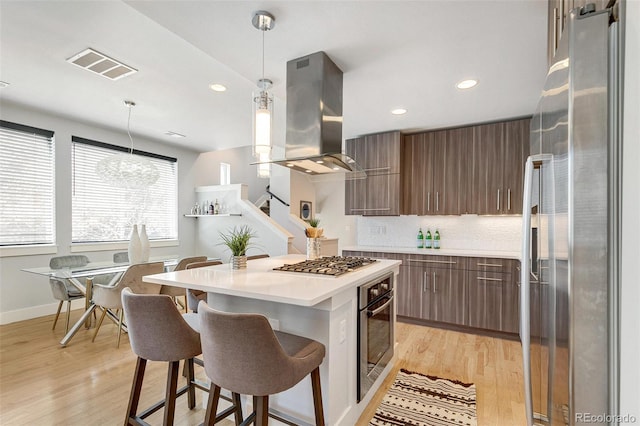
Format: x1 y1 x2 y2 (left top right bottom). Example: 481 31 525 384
198 301 326 426
121 288 243 426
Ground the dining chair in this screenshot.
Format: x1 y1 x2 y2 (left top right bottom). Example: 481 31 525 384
184 260 222 313
198 302 326 426
48 255 90 333
91 262 164 348
160 256 207 310
113 251 129 263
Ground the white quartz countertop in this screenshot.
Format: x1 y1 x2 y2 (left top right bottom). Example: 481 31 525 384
342 245 521 260
144 254 401 307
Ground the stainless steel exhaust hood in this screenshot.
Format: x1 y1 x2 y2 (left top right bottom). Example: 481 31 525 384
254 51 363 175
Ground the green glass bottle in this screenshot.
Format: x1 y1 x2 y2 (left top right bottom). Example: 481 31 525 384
417 228 424 248
434 230 441 249
425 230 432 249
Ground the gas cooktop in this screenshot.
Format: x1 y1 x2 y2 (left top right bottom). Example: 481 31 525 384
273 256 377 277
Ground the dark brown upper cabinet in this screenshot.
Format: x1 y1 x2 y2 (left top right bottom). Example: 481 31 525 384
344 131 402 215
402 126 471 215
471 118 529 215
403 127 473 215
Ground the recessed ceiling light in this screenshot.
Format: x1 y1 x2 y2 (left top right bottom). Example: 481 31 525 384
391 108 407 115
316 160 324 164
0 81 10 88
305 170 312 173
164 131 185 138
456 79 478 89
209 84 227 92
286 163 294 167
332 167 340 171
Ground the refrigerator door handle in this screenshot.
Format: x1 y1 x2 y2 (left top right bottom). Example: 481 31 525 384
520 153 551 426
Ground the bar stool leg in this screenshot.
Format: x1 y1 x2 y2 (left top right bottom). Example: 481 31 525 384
204 384 221 426
311 367 325 426
125 357 147 426
164 360 180 425
185 358 196 409
232 393 244 425
255 396 269 426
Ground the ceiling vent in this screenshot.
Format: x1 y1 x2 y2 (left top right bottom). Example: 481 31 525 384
66 48 137 81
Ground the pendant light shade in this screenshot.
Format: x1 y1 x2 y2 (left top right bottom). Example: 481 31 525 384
96 100 159 189
253 79 273 157
252 11 275 178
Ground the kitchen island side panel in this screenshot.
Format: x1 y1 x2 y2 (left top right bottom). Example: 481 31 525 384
207 285 390 426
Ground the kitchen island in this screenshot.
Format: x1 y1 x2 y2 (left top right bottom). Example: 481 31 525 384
144 254 401 425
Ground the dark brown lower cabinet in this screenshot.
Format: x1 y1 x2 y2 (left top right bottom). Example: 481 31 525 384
406 259 466 326
342 250 520 334
396 265 423 318
467 271 507 331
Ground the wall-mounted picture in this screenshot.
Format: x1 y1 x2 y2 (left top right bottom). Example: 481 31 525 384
300 201 312 221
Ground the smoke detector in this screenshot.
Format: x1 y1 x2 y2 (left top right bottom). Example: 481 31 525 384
66 48 137 81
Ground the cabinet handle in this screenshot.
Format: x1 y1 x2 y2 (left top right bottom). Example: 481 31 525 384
423 271 428 292
409 259 456 265
350 208 391 211
476 276 503 282
497 189 501 211
432 271 437 293
477 262 502 267
436 192 440 212
508 188 511 211
427 192 430 212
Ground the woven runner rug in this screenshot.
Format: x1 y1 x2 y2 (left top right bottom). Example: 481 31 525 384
369 368 477 426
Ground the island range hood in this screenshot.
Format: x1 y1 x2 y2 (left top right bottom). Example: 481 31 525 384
254 51 363 175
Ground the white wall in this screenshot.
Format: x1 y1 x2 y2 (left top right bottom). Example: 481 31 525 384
192 185 291 260
0 101 200 324
620 0 640 420
193 145 267 203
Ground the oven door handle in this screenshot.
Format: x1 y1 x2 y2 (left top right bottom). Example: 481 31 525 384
367 294 393 317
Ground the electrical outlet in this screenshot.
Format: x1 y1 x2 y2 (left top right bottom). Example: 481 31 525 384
339 319 346 343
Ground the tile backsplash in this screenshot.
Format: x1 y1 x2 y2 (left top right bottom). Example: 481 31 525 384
356 215 522 252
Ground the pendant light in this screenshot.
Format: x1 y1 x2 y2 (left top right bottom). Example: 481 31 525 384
96 100 159 189
252 10 275 178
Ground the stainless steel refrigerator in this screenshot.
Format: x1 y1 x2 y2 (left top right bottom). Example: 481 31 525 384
520 5 620 426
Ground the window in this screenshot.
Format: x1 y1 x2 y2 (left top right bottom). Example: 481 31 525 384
71 136 177 243
220 162 231 185
0 121 55 246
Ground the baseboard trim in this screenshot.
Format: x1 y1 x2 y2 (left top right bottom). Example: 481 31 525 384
0 299 86 325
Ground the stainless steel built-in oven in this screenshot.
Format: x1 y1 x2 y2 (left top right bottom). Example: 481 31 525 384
357 272 394 402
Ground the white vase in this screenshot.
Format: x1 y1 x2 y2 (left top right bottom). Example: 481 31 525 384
128 225 142 264
139 224 150 262
306 238 321 260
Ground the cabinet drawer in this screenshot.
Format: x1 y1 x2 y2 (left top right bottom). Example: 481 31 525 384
466 257 518 274
404 255 461 270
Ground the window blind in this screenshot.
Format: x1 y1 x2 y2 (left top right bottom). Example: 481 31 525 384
0 121 56 246
71 137 178 243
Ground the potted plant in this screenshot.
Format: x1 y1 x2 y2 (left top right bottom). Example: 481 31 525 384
219 225 255 269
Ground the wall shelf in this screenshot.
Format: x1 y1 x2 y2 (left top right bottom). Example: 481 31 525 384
184 214 242 218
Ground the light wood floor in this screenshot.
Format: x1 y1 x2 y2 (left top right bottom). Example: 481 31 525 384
0 311 526 425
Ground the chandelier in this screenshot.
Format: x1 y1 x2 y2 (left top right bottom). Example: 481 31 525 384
96 100 159 189
252 10 275 178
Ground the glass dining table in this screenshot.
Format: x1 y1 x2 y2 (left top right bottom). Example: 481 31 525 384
22 256 179 347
